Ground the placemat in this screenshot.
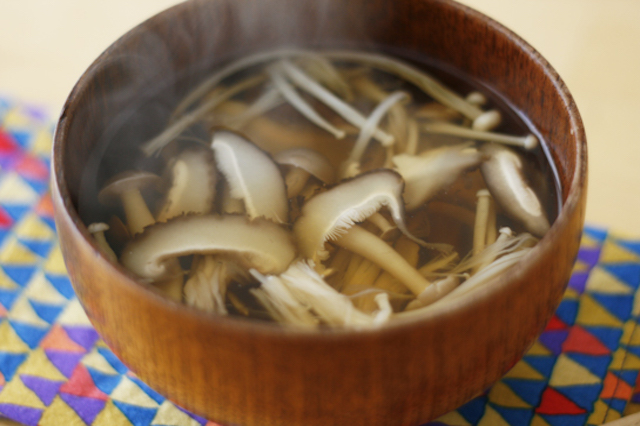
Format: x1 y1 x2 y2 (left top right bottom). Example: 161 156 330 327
0 97 639 426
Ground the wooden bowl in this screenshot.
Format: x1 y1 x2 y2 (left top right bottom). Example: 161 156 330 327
51 0 587 425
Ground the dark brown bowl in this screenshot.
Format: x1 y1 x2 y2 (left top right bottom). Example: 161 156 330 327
51 0 587 425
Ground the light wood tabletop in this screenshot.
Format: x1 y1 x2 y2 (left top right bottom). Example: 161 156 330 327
0 0 638 233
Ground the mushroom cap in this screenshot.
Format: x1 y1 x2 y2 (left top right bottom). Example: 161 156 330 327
87 222 109 233
274 148 335 184
120 214 296 281
98 171 162 206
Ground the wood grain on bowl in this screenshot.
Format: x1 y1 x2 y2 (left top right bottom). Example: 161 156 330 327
51 0 587 425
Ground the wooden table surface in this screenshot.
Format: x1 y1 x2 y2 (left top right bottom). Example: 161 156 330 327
0 0 638 234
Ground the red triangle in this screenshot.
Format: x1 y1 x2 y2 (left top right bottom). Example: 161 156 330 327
16 155 49 180
0 130 18 154
0 205 13 228
40 324 86 353
601 372 633 400
545 315 568 331
36 194 54 218
59 364 108 401
535 387 587 415
562 325 610 355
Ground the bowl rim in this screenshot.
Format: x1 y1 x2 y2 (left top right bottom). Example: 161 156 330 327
51 0 587 339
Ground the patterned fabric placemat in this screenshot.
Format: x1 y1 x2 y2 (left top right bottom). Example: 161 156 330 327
0 97 639 426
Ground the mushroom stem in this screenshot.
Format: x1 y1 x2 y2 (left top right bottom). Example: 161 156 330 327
184 256 232 314
226 87 284 130
334 225 431 296
404 119 419 155
284 167 311 198
404 276 460 311
486 201 498 245
422 122 538 150
473 189 492 259
418 251 459 276
268 65 346 139
88 223 118 263
121 188 156 236
367 213 399 241
278 59 394 146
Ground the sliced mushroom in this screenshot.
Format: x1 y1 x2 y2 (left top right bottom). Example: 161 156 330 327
156 146 217 222
480 143 550 237
392 144 484 210
274 148 335 198
120 215 296 281
88 222 118 263
211 130 288 223
98 171 161 236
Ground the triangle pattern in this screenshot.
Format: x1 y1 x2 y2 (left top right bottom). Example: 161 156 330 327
0 403 43 426
93 400 134 426
0 174 38 204
610 348 640 370
45 350 83 378
22 272 67 305
601 371 634 400
584 326 623 352
113 401 158 426
503 360 545 381
129 376 165 405
8 297 49 327
527 341 552 356
37 395 85 426
538 330 569 355
562 325 610 355
0 266 19 290
56 298 91 326
488 381 530 408
545 316 568 331
40 325 86 353
477 405 510 426
2 265 36 288
60 392 106 425
555 299 579 326
63 326 99 351
491 405 534 426
583 227 607 244
111 376 160 408
457 396 488 425
0 238 39 265
81 348 119 375
535 386 586 415
9 320 48 349
20 375 63 405
575 294 622 327
0 288 19 311
530 414 552 426
1 204 30 223
605 264 640 290
0 321 30 353
0 352 28 382
590 293 633 322
0 375 45 408
16 348 66 381
501 379 546 406
86 367 123 396
97 347 129 375
59 364 108 400
434 410 471 426
586 267 633 294
45 274 74 300
14 213 54 240
28 300 64 324
524 356 557 379
600 240 640 263
151 400 201 426
549 354 601 387
577 247 601 268
555 384 601 411
42 246 68 275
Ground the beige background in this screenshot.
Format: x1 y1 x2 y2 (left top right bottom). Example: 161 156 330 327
0 0 638 234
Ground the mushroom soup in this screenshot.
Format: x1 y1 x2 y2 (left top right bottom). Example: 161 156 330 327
83 49 560 328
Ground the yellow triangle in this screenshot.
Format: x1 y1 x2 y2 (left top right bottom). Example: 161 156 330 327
0 173 38 204
0 321 30 353
477 405 510 426
0 238 39 264
57 299 92 327
14 213 55 241
549 354 601 386
576 294 622 327
434 410 471 426
39 395 86 426
563 287 580 300
81 348 119 376
152 400 200 426
586 267 633 294
93 400 134 426
8 296 49 327
488 381 530 408
526 341 552 356
572 260 589 273
621 320 636 344
111 376 159 408
43 245 68 275
0 267 19 290
32 130 53 157
503 360 545 381
530 414 552 426
17 348 67 381
600 240 640 264
0 376 46 408
603 407 622 423
587 399 610 425
23 272 67 305
3 108 31 128
628 321 640 346
610 348 640 370
580 234 599 248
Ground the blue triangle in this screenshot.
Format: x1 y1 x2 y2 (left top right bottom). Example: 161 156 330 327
9 130 31 149
0 352 28 381
28 300 64 324
541 413 588 426
97 347 129 375
21 178 49 196
491 404 534 425
2 265 36 288
555 299 579 326
113 401 157 426
566 353 610 378
9 321 48 349
624 344 640 359
502 379 547 406
86 367 123 395
584 227 607 244
602 264 640 291
618 240 640 257
615 370 639 387
19 239 53 259
554 384 601 411
41 217 56 232
45 274 75 299
538 330 569 356
0 229 10 246
129 376 165 404
456 395 487 424
2 204 30 222
590 293 633 322
583 326 623 352
0 287 19 310
608 397 628 413
524 356 557 379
